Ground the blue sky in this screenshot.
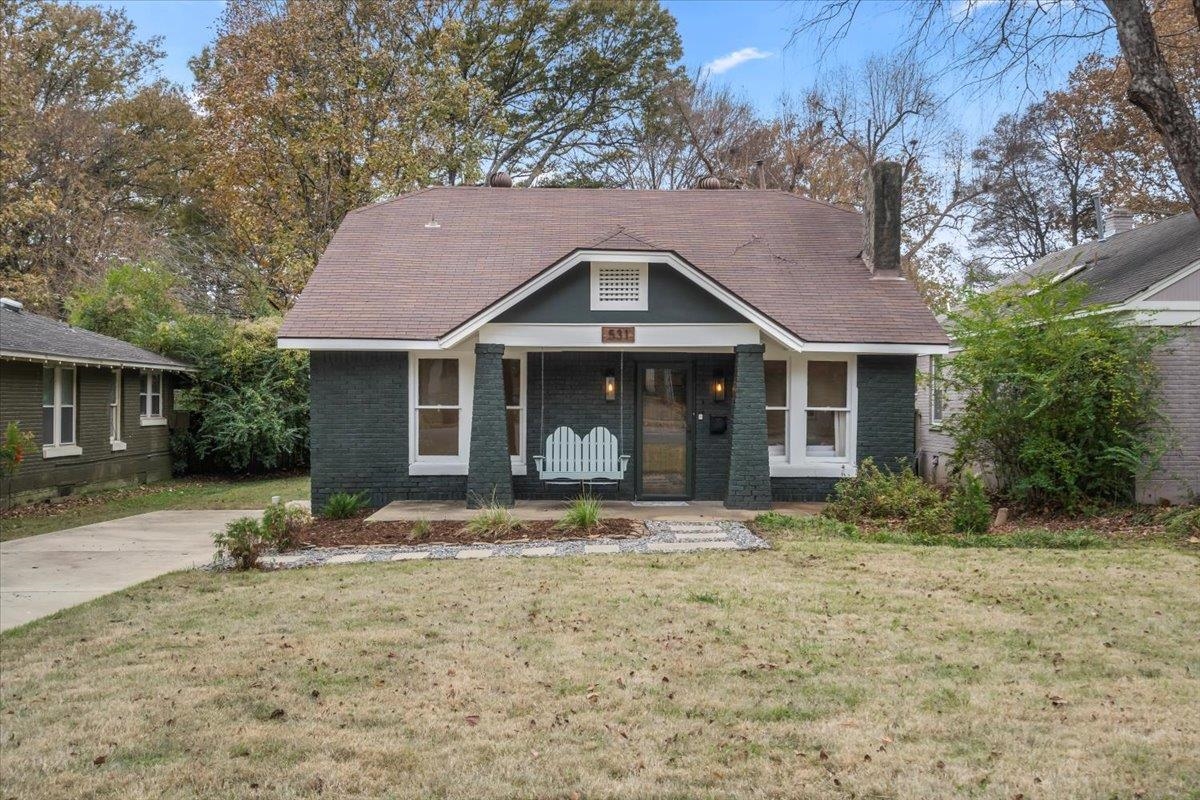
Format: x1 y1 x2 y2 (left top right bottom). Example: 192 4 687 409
90 0 1110 140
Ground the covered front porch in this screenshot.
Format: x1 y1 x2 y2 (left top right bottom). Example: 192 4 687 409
366 499 825 524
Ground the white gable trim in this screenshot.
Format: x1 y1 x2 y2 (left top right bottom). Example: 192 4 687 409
438 249 809 352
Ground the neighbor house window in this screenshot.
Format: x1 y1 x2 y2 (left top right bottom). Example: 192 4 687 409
109 369 124 447
42 366 77 454
139 371 164 423
416 357 460 457
503 357 523 460
930 356 945 426
805 360 849 458
764 360 788 458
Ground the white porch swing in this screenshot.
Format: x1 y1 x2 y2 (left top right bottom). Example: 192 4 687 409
532 350 631 488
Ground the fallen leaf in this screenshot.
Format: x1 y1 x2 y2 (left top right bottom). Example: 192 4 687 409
464 715 480 726
93 755 106 766
269 708 286 720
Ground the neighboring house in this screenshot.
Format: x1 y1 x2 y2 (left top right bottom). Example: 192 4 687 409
280 164 950 510
0 298 193 507
916 210 1200 504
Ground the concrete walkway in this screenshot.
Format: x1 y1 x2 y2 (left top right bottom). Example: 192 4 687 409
368 499 823 523
0 510 257 632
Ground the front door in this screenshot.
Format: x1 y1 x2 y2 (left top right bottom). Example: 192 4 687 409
637 363 692 499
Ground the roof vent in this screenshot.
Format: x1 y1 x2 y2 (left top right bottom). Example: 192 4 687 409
697 175 721 190
0 297 23 311
489 172 513 188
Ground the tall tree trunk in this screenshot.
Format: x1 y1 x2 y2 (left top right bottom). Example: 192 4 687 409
1105 0 1200 219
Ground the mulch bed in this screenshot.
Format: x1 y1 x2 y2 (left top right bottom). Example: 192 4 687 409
292 514 644 549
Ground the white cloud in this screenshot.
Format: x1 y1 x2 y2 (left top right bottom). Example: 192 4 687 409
702 47 773 76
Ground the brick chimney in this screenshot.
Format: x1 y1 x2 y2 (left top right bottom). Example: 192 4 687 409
1104 206 1135 238
863 161 902 275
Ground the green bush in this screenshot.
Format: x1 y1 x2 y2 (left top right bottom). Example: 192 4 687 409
944 277 1166 509
261 502 311 549
826 459 950 526
409 519 432 541
465 503 523 538
556 495 602 531
1160 506 1199 538
322 491 368 519
950 472 992 534
213 517 267 570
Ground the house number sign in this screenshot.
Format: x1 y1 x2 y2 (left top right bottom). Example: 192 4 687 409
601 326 636 344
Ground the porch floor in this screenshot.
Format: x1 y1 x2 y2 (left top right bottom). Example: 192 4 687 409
366 500 823 524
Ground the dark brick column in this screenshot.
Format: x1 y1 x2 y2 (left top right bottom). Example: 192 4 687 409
726 343 772 509
467 343 514 507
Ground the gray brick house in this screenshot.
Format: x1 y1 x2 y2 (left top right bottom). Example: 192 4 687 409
281 164 949 509
917 210 1200 504
0 299 193 507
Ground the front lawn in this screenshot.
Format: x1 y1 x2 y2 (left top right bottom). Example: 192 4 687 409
0 474 310 542
2 530 1197 798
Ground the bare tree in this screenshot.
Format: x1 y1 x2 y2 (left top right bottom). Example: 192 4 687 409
789 0 1200 219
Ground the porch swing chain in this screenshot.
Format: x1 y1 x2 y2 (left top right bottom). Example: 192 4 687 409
618 350 624 456
539 350 545 458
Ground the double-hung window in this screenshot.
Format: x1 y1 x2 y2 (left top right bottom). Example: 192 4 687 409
929 355 945 426
805 360 850 458
139 371 164 424
764 360 788 458
415 358 460 458
109 369 126 449
502 357 524 463
42 366 79 457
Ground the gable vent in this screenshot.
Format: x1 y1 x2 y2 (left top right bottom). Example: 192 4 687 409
590 262 648 311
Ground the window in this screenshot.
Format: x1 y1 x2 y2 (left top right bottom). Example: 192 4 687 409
590 262 648 310
416 358 460 457
42 366 77 455
108 369 124 447
139 371 163 422
503 357 523 460
764 360 788 458
929 355 945 426
805 360 849 458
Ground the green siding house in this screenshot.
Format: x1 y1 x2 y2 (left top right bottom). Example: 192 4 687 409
0 299 193 507
280 164 950 510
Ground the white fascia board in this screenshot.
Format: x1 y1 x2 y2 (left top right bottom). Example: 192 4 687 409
799 342 951 355
478 323 762 348
0 350 195 373
277 337 441 351
439 249 808 352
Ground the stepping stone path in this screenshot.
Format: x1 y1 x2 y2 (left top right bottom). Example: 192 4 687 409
255 520 767 570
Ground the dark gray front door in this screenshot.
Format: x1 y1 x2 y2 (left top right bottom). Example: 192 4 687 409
637 364 692 498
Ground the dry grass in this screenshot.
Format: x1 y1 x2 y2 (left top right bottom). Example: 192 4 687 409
2 531 1198 799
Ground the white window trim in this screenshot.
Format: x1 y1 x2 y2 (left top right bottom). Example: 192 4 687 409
139 370 166 426
590 261 649 311
768 353 858 478
409 351 474 471
42 366 80 458
504 353 527 474
929 355 945 428
764 359 788 462
110 369 127 450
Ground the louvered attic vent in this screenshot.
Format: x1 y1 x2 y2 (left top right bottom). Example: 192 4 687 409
590 262 648 311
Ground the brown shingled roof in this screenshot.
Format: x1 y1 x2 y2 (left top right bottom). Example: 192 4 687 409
280 187 948 346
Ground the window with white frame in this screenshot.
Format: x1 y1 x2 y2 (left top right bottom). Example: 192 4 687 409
502 357 523 460
805 360 849 458
42 366 76 448
108 369 123 444
590 262 648 310
764 360 788 458
929 355 945 426
416 357 460 457
139 371 163 420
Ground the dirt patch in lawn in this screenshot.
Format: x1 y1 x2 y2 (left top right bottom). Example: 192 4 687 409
292 514 644 549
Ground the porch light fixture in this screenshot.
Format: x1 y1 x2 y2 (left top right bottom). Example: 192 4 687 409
711 369 726 403
604 370 617 402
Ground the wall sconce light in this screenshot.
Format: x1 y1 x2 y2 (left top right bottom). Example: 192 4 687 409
604 370 617 402
711 369 726 403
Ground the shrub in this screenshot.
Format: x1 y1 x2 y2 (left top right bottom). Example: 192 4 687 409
261 502 311 549
950 472 992 534
322 491 368 519
556 495 602 531
826 459 949 523
465 503 523 538
1 422 34 478
944 277 1166 509
1160 506 1199 538
214 517 267 570
409 519 432 541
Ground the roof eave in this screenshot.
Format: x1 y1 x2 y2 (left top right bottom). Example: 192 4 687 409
0 350 197 373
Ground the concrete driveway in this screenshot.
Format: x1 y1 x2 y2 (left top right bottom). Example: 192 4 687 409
1 510 257 632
